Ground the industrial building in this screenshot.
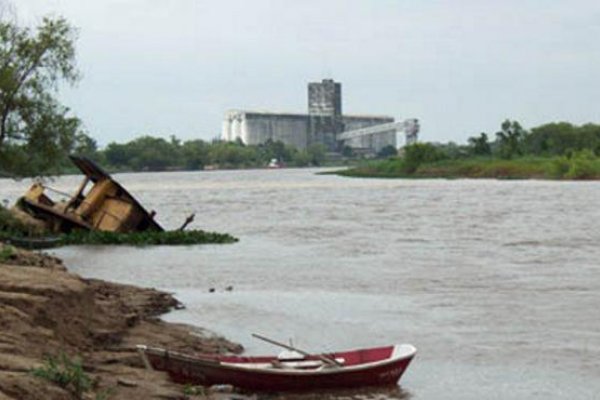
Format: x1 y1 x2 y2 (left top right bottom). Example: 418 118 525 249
221 79 398 152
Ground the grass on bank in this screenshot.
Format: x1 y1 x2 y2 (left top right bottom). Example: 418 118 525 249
31 353 92 399
0 205 37 236
337 152 600 180
0 244 15 261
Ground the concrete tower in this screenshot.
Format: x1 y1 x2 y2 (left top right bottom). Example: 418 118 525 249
308 79 344 150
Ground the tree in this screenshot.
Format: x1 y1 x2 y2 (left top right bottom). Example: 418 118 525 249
341 145 354 158
122 136 179 171
0 15 81 176
104 142 133 168
495 120 527 159
437 141 468 159
181 139 209 169
208 140 258 167
577 124 600 154
72 132 97 158
402 142 447 173
306 143 326 166
257 139 294 164
291 151 311 167
468 132 492 156
377 145 397 158
525 122 576 155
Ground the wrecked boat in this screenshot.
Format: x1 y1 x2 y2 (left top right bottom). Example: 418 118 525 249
16 156 163 233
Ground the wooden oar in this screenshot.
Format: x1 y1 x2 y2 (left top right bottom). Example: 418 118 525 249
252 333 342 367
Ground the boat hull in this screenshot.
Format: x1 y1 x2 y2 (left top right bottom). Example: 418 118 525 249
142 345 415 392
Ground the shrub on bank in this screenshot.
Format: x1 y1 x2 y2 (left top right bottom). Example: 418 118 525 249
0 205 33 236
0 244 15 262
547 150 600 179
415 157 549 178
31 353 91 398
336 158 406 178
402 143 448 173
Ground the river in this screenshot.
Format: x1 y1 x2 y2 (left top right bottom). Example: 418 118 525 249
1 168 598 399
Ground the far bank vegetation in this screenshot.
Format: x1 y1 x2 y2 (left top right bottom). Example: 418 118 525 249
340 120 600 180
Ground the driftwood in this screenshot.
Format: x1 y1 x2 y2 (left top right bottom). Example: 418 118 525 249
177 213 195 231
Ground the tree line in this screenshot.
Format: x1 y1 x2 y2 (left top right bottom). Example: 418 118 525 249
408 120 600 163
387 120 600 180
77 120 600 173
83 136 331 172
465 120 600 159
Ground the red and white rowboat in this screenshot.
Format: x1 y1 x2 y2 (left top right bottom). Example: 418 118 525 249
137 342 416 391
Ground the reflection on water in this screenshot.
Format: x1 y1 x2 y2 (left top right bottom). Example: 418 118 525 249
2 169 599 399
209 386 410 400
250 386 410 400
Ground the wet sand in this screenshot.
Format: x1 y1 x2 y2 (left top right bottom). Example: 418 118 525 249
0 244 241 399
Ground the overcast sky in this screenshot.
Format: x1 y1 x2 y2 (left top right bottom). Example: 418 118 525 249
11 0 600 146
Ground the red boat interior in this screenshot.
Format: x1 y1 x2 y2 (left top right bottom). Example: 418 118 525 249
213 345 395 367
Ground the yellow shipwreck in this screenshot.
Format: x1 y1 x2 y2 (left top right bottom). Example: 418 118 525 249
17 156 163 233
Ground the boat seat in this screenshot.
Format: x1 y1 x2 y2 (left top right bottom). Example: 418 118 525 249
270 358 345 370
271 360 324 369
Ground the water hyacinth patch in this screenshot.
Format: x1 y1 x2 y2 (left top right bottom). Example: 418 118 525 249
57 229 238 246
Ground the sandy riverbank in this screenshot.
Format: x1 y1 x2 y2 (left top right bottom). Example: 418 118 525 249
0 243 242 400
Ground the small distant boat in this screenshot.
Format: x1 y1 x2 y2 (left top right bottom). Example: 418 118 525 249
137 335 416 391
267 158 282 169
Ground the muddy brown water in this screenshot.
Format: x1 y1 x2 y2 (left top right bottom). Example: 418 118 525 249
1 169 599 399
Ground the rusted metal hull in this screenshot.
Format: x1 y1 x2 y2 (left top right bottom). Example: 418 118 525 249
16 156 162 233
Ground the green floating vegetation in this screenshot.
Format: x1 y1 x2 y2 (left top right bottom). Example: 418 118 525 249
1 205 238 247
58 229 239 246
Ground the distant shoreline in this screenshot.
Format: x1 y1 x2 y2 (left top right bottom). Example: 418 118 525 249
332 156 600 180
0 163 352 180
